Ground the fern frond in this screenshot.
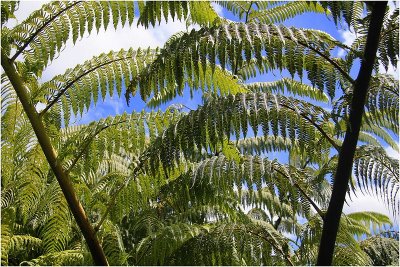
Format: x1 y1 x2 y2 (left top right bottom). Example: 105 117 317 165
360 235 399 266
245 78 329 102
360 123 399 151
9 1 136 75
236 135 295 156
333 74 399 134
145 61 247 108
1 1 19 26
128 21 349 101
319 1 360 26
142 92 336 175
21 250 84 266
8 235 42 256
135 223 207 265
346 212 392 235
354 145 399 215
39 195 71 254
98 220 128 265
40 48 158 123
248 1 328 24
213 1 256 20
1 208 15 265
345 8 399 71
137 1 220 28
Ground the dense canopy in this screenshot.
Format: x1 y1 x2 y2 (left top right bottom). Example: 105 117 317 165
1 1 399 266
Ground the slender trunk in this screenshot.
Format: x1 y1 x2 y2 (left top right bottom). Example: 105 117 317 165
316 2 387 265
1 51 109 266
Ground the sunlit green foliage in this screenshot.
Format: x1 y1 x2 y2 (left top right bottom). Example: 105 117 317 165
1 1 398 266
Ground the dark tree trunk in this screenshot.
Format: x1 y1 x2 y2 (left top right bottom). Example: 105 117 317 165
317 2 388 265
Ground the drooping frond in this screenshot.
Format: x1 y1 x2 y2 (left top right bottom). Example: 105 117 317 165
127 21 349 101
145 61 247 108
1 73 17 114
159 154 325 219
134 223 207 265
7 1 136 75
360 235 399 266
245 78 329 102
248 1 328 24
236 136 294 155
345 212 392 236
98 220 128 265
135 220 292 266
354 145 399 215
39 192 71 254
360 123 399 151
40 48 158 124
296 211 392 265
345 7 399 71
142 92 336 176
213 1 257 20
137 1 220 28
1 0 19 26
364 74 399 134
334 74 399 134
1 208 15 265
378 8 399 70
8 235 42 260
59 109 182 173
319 1 362 26
20 250 84 266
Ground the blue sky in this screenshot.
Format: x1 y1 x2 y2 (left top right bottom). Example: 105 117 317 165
10 1 399 224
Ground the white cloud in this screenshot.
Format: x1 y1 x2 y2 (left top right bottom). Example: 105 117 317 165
337 28 356 57
211 2 224 17
385 145 400 159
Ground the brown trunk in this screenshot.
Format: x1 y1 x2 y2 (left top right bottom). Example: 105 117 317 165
317 2 388 265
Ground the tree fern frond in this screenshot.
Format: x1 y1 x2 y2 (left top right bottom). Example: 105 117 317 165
135 223 207 265
319 1 360 26
137 1 220 28
21 250 84 266
333 74 399 134
246 78 329 102
213 1 256 20
1 208 15 265
8 235 42 258
360 123 399 151
145 61 247 108
354 145 399 215
142 92 336 176
346 211 392 235
378 8 399 70
41 48 158 122
9 1 136 75
248 1 328 24
1 1 19 26
59 110 183 174
236 135 299 157
128 21 349 102
360 235 399 266
345 8 399 71
98 220 128 265
39 195 71 254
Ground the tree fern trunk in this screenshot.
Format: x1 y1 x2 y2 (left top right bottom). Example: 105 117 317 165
1 51 109 266
317 2 388 265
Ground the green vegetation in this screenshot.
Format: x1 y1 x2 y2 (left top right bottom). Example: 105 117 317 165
1 1 398 265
